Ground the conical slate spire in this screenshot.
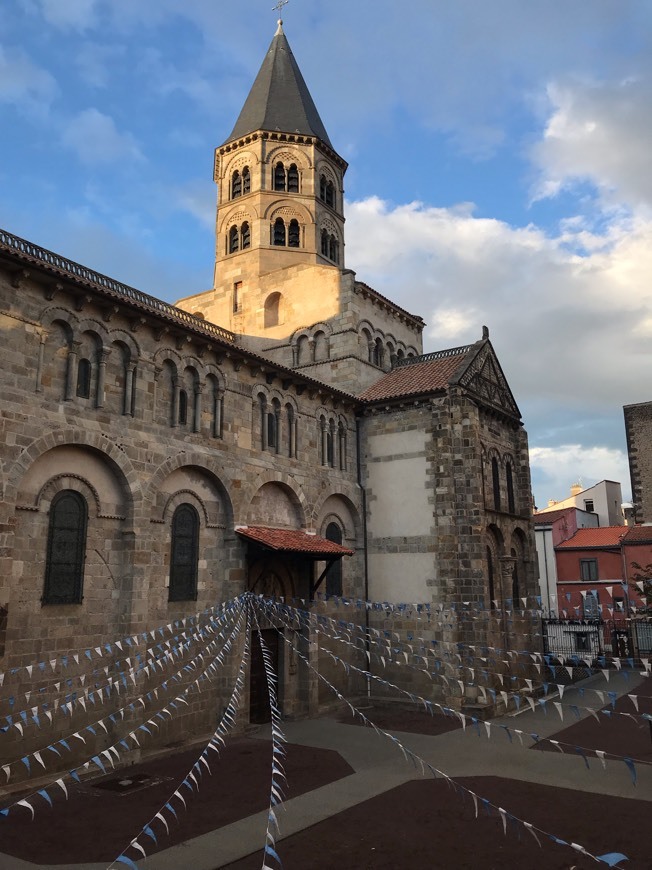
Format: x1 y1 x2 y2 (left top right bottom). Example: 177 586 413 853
225 21 332 148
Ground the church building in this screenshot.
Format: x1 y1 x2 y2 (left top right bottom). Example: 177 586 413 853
0 23 536 774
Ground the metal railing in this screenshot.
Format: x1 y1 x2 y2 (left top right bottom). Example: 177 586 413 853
0 228 236 344
542 616 652 667
393 345 474 369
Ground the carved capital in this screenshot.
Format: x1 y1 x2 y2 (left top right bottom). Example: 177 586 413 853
44 281 63 301
102 305 120 322
11 269 30 289
74 294 92 312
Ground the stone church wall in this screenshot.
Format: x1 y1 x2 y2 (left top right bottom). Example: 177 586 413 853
0 257 365 780
359 390 538 709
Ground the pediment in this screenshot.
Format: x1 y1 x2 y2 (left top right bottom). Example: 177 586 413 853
456 344 520 419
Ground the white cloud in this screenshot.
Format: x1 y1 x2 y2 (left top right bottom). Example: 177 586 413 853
345 194 652 510
0 44 57 116
172 180 214 229
532 78 652 210
60 108 143 165
35 0 101 31
529 445 631 508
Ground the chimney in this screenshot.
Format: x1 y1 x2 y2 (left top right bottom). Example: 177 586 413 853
570 482 582 497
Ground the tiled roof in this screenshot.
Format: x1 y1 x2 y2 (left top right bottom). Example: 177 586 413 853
236 526 354 556
358 347 472 402
225 23 332 147
623 525 652 544
556 527 628 550
532 507 575 525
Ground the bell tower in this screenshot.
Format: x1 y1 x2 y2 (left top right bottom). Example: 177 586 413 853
177 21 348 342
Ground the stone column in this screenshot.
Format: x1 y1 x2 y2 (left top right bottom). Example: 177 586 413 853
261 401 268 450
320 419 328 465
35 331 47 393
499 554 517 650
124 362 136 416
214 392 223 438
193 383 204 433
65 340 82 400
171 375 181 428
274 406 281 454
152 366 162 422
96 347 111 408
499 555 517 606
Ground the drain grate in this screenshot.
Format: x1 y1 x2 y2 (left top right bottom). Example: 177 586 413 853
93 772 170 795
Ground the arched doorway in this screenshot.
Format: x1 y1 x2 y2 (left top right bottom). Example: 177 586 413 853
247 558 293 724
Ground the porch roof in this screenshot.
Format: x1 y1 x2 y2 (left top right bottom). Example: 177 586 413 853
235 525 354 558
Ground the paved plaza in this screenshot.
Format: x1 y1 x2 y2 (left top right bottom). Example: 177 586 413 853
0 669 650 870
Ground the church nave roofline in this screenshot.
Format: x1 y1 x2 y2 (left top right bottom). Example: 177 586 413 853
0 225 360 407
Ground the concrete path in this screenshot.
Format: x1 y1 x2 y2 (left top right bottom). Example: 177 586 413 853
1 670 649 870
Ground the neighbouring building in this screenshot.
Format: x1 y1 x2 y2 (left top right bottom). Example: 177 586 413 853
554 525 650 617
0 22 538 781
533 506 598 613
536 480 624 527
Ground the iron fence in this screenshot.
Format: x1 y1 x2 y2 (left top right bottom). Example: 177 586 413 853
542 616 652 668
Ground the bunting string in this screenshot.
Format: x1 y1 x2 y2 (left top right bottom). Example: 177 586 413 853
0 597 244 694
109 603 253 870
258 599 630 868
0 603 248 821
0 602 243 778
252 602 287 870
262 600 646 786
307 593 651 674
0 600 244 739
312 584 646 620
271 601 651 716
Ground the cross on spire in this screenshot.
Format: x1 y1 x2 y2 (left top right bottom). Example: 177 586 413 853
272 0 289 19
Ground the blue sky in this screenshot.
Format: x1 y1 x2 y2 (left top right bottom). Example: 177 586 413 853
1 0 651 509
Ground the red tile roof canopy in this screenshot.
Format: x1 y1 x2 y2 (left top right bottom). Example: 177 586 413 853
555 526 628 550
359 347 472 402
236 526 354 557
